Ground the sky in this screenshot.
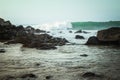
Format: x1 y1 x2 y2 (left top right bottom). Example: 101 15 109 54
0 0 120 25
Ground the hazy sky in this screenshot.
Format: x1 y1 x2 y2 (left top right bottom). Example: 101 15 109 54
0 0 120 25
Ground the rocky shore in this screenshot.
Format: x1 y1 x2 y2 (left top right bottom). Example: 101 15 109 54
0 18 68 50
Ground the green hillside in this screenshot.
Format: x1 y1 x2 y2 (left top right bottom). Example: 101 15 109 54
71 21 120 30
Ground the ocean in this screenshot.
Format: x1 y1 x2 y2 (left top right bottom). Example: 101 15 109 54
0 22 120 80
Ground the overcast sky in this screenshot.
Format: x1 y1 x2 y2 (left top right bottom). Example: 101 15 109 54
0 0 120 25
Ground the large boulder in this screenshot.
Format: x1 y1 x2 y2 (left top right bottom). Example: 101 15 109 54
86 27 120 45
97 27 120 41
86 36 100 45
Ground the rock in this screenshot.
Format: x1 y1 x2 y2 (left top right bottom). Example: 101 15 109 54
46 75 53 79
69 31 72 33
80 54 88 57
75 30 82 33
29 43 57 50
97 27 120 41
20 73 37 78
82 72 97 78
0 18 68 49
0 18 11 26
0 49 6 53
86 36 100 45
35 29 46 33
25 26 35 33
75 35 85 39
82 31 90 34
82 72 100 78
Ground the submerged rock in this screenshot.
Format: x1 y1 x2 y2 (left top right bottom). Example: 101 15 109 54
20 73 37 78
82 72 101 78
80 54 88 57
75 30 82 33
69 30 72 33
75 35 85 39
45 75 53 79
0 49 6 53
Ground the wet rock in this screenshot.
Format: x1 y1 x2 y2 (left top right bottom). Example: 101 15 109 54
20 73 37 78
46 75 53 79
25 26 35 33
82 72 100 78
0 18 68 49
75 30 82 33
75 35 85 39
35 29 46 33
97 27 120 41
0 49 6 53
69 31 72 33
97 27 120 45
86 36 100 45
82 31 90 34
86 27 120 45
80 54 88 57
35 63 40 66
30 43 57 50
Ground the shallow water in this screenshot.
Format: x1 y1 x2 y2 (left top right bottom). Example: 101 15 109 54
0 43 120 80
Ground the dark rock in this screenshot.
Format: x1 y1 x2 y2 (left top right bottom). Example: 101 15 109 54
82 72 100 78
25 26 35 33
86 27 120 45
80 54 88 57
82 72 104 78
82 31 90 34
35 63 40 66
0 18 68 49
75 35 85 39
29 43 57 50
86 36 100 45
46 75 53 79
97 27 120 41
35 29 46 33
21 73 37 78
0 49 6 53
69 31 72 33
0 18 11 26
75 30 82 33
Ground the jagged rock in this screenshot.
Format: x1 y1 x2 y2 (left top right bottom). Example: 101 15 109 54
0 18 11 26
35 29 46 33
75 35 85 39
0 17 68 49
